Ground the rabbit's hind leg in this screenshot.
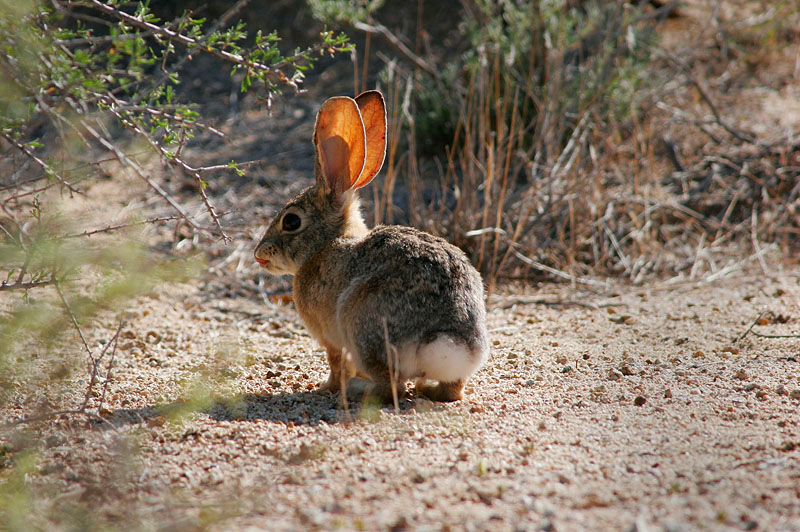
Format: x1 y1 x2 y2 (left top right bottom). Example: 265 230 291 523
416 380 465 402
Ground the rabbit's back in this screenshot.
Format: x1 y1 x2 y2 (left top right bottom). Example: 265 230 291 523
336 225 488 382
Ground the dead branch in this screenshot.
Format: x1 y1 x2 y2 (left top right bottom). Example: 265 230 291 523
465 227 606 287
0 279 55 292
60 215 184 239
0 132 83 196
735 311 800 343
659 49 764 146
54 276 92 358
77 117 215 238
97 95 230 241
353 20 439 81
96 321 124 416
497 297 625 310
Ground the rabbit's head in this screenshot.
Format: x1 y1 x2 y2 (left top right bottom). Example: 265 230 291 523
254 91 387 275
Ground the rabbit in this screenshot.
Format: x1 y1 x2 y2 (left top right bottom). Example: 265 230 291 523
254 90 488 403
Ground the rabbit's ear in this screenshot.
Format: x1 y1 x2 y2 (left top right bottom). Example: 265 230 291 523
353 90 387 189
314 96 367 196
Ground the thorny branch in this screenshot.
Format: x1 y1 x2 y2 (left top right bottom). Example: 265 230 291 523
0 131 83 197
82 0 336 93
0 279 55 292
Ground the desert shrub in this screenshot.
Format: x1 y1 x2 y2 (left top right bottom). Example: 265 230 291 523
0 0 351 527
0 0 349 458
313 0 800 286
312 0 662 282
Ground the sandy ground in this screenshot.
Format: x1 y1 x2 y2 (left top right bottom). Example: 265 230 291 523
2 257 799 532
2 2 799 530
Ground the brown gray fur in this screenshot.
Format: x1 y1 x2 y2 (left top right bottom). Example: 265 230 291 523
254 91 488 402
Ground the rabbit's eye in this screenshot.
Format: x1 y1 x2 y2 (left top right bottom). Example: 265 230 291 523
282 212 302 232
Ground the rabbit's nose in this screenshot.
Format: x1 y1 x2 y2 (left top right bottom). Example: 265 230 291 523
254 246 270 266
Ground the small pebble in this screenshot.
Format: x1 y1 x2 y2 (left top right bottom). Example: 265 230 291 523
634 396 647 407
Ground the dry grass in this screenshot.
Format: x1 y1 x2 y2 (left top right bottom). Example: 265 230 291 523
355 0 800 289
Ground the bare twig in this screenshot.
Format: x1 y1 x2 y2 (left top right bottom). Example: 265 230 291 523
339 351 350 415
60 215 184 239
660 50 763 146
383 318 400 414
736 311 800 343
498 297 624 310
97 321 124 416
0 132 83 196
465 227 605 287
751 331 800 340
54 276 92 358
751 207 768 275
78 118 214 237
353 20 439 81
0 279 54 292
97 96 230 240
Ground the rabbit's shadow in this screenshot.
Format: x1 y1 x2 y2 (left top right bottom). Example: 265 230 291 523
208 390 346 425
107 385 418 428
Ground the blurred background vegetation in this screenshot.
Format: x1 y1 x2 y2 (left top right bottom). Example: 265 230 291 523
1 0 799 529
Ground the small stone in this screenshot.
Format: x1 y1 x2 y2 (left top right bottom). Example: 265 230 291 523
790 389 800 400
607 369 623 381
412 397 435 412
664 389 673 398
779 441 797 452
561 365 573 374
619 364 634 376
634 396 647 407
147 415 167 428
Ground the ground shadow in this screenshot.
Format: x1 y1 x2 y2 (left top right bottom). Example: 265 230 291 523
104 387 422 428
207 389 420 425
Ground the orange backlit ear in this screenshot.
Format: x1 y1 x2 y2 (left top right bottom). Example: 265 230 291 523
353 90 387 189
313 96 367 196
